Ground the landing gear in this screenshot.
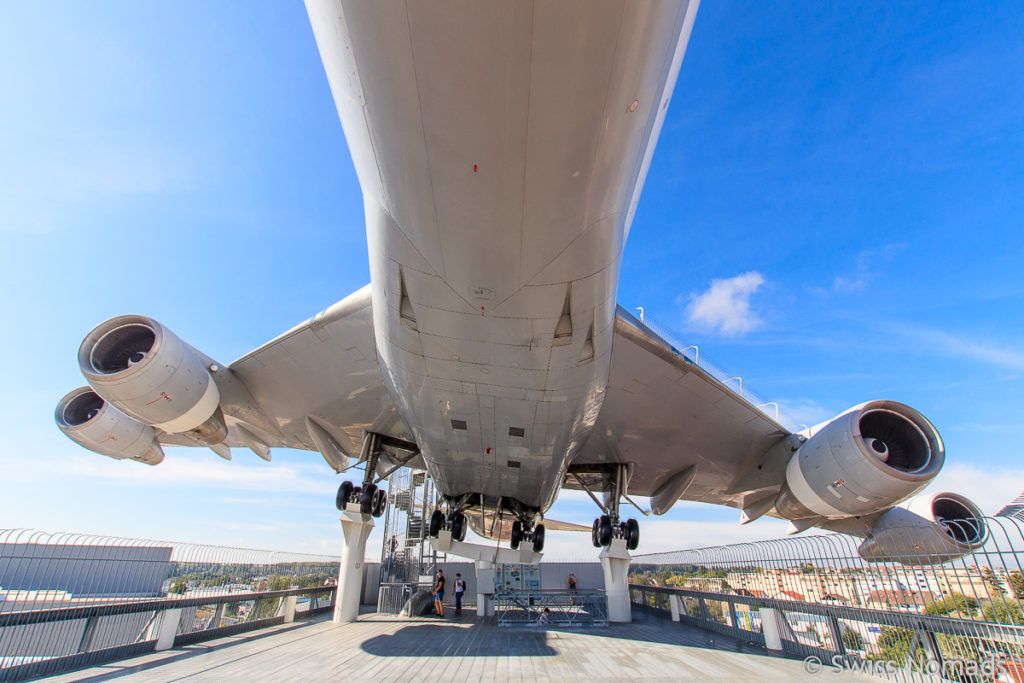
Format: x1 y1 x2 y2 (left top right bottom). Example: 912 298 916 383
624 518 640 551
336 481 354 511
450 512 467 542
333 433 388 518
427 509 468 542
429 510 445 537
510 521 523 549
533 524 545 552
582 464 640 550
509 519 544 551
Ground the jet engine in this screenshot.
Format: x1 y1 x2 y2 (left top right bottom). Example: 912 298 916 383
774 400 943 521
55 387 164 465
857 492 988 565
78 315 227 444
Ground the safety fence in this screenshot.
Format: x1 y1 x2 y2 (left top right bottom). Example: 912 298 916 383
495 589 608 627
377 581 433 615
0 529 339 682
629 516 1024 682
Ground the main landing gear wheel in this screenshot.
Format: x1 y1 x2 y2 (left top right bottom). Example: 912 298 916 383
625 518 640 551
510 520 523 550
360 483 378 515
533 524 545 552
591 519 601 548
335 481 354 511
428 509 445 538
371 488 387 518
597 515 613 546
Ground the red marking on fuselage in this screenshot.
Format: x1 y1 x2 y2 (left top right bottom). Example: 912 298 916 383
473 164 478 172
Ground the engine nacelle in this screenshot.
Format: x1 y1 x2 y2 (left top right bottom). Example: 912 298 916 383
55 387 164 465
775 400 943 520
858 492 988 565
78 315 227 443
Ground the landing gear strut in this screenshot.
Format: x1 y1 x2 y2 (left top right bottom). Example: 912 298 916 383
334 433 388 518
583 464 639 550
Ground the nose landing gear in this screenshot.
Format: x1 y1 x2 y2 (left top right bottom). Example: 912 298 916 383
427 509 468 542
510 521 546 552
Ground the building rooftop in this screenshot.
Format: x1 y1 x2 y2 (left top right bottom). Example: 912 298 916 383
38 609 859 682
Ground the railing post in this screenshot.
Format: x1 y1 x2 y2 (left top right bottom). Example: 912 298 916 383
727 599 739 631
154 608 182 651
76 616 99 653
825 616 845 656
280 595 297 623
759 608 785 651
669 594 682 622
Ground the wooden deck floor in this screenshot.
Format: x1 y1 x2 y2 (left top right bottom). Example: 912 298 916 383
42 609 871 682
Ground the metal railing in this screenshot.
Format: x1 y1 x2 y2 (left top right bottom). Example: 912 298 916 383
495 589 608 627
629 516 1024 681
377 582 433 615
0 529 339 682
637 310 800 430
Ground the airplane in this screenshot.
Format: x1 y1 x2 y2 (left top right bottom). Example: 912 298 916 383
55 0 987 566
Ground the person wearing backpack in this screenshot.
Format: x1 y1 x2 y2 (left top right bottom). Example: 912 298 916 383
454 573 466 615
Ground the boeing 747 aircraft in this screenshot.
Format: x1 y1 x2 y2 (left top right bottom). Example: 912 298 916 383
55 1 987 564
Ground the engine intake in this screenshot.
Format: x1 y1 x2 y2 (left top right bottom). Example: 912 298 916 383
775 400 943 521
55 387 164 465
858 492 988 565
78 315 226 443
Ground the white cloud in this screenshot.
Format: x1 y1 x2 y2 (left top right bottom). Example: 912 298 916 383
776 397 836 431
684 271 765 336
14 449 337 496
833 243 906 293
890 323 1024 372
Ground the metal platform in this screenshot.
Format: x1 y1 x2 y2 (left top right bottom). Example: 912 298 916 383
38 608 870 682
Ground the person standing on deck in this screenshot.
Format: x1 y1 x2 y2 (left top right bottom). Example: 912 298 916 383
433 570 446 617
454 573 466 615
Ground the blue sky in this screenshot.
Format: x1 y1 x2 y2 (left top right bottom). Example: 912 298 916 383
2 1 1022 560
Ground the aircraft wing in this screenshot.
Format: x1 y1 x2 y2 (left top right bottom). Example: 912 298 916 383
568 307 793 513
168 284 415 469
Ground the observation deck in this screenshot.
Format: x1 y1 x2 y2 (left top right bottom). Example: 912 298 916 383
38 608 836 682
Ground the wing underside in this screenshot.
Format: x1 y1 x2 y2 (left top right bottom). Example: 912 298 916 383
569 308 792 511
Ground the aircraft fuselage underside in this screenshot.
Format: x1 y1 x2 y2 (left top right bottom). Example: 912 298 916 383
307 0 698 517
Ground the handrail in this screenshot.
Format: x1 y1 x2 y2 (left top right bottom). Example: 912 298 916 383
0 586 335 628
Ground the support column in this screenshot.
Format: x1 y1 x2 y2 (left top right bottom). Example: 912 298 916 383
759 608 795 651
669 594 682 622
153 609 182 651
333 506 375 623
474 560 495 618
599 538 632 623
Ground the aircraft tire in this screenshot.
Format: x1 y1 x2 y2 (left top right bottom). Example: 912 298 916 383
336 481 353 511
371 488 387 517
598 515 613 546
533 524 545 552
360 483 378 515
510 520 523 550
625 518 640 550
451 512 466 542
428 509 445 538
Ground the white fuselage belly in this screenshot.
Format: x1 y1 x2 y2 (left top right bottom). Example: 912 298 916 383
306 0 697 511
